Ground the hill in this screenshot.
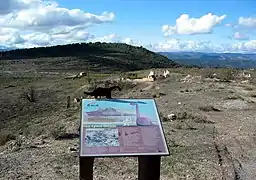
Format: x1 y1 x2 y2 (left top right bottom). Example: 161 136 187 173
0 43 181 73
159 52 256 69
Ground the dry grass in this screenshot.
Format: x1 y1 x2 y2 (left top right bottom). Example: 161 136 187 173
244 86 254 91
201 68 217 79
195 68 244 83
224 95 244 100
249 92 256 98
199 105 221 112
0 71 110 140
49 122 67 140
160 111 214 125
215 69 236 82
119 80 137 90
0 132 16 146
176 111 214 124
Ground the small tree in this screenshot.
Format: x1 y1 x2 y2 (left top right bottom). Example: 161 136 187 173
25 86 36 102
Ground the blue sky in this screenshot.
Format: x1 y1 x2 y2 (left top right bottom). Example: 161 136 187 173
60 0 255 44
0 0 255 52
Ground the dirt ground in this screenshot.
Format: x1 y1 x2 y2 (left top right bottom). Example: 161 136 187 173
0 68 256 180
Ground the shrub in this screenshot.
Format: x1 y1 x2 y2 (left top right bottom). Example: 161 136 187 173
0 132 16 146
199 105 221 112
49 123 67 139
25 86 36 102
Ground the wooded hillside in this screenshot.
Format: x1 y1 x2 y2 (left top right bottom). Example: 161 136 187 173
0 42 182 72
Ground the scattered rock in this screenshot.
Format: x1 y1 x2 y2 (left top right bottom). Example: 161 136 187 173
194 88 203 92
204 77 221 82
159 113 169 122
29 145 38 149
152 94 160 98
167 114 177 120
180 89 193 93
69 147 77 152
228 89 235 93
250 93 256 98
152 92 167 98
181 74 202 83
159 92 166 96
4 85 15 89
241 80 249 84
34 139 46 146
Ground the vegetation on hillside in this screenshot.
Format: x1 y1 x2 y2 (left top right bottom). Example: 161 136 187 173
0 42 182 72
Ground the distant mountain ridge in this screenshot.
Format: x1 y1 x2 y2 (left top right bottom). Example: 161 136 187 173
86 107 135 116
159 52 256 69
0 46 14 52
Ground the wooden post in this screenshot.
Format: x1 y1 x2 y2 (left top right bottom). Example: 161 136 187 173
138 155 161 180
79 157 94 180
67 96 71 108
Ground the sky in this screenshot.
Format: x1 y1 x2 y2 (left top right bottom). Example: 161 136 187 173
0 0 255 53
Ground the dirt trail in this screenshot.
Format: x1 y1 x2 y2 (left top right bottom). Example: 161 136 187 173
142 82 154 91
73 84 89 96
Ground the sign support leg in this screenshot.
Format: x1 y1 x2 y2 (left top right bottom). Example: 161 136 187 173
79 157 94 180
138 155 161 180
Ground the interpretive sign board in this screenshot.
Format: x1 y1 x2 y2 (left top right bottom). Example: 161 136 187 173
79 98 170 157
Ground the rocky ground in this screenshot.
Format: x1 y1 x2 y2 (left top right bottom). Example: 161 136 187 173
0 68 256 180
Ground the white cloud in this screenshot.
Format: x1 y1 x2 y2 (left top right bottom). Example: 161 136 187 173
162 13 226 36
0 0 42 15
0 0 115 49
230 40 256 53
238 17 256 28
8 32 26 44
89 33 142 47
232 32 249 40
90 33 118 43
146 39 256 53
225 16 256 41
23 32 53 46
0 3 114 29
148 39 215 52
225 23 233 27
90 35 253 54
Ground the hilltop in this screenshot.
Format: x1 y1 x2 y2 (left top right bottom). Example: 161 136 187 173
0 43 181 73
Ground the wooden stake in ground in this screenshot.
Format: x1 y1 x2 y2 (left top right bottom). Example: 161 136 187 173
67 96 71 108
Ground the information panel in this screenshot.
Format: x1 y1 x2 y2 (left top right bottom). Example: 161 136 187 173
79 98 170 157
